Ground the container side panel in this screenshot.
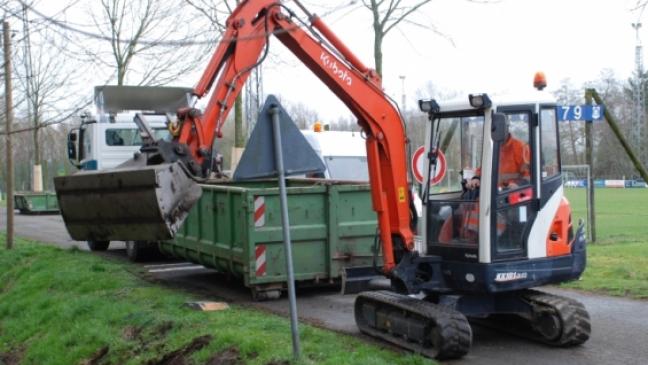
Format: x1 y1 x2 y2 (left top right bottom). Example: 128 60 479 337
164 181 381 290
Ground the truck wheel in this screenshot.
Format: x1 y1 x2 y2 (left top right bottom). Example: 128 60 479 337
126 240 149 262
87 240 110 251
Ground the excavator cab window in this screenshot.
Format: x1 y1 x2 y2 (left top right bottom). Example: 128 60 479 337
540 108 560 179
426 113 485 258
538 106 563 208
428 115 484 194
491 108 537 260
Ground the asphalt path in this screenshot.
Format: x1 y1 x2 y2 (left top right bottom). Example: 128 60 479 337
2 209 647 365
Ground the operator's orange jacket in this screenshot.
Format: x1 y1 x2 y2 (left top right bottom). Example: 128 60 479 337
475 135 530 186
498 135 531 185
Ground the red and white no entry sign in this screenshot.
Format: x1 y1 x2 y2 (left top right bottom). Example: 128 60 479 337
411 146 447 185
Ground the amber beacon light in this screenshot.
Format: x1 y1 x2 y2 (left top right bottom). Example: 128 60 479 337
534 71 547 90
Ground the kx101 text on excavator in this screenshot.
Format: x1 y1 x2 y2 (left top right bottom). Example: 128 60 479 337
54 0 590 359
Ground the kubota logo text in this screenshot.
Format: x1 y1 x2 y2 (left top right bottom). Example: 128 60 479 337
320 52 352 86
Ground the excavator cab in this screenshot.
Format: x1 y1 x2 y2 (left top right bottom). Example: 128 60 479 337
355 94 589 359
418 93 585 291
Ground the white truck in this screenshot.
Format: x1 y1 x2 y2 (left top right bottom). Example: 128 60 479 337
301 127 369 181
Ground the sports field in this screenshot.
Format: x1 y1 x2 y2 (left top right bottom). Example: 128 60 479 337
562 188 648 298
564 188 648 243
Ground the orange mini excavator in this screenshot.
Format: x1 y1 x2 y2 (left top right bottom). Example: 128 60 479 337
55 0 590 359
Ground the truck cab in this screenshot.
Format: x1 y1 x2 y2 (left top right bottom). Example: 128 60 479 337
68 116 172 171
67 85 193 171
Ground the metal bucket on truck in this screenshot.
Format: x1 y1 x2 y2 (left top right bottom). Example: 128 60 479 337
54 161 202 242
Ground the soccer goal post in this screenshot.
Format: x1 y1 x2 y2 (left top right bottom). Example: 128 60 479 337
562 164 594 241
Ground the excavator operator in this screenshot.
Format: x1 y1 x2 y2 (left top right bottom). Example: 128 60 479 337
465 121 530 191
456 121 530 242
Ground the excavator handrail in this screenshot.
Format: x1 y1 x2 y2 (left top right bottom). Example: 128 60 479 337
176 0 413 272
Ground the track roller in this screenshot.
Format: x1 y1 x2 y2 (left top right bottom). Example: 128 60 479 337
354 290 472 359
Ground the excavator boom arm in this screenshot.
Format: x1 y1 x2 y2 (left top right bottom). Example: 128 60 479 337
177 0 413 272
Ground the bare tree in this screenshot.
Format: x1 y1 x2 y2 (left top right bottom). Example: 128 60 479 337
554 78 585 165
362 0 434 77
184 0 237 32
361 0 494 77
89 0 212 86
284 101 321 130
9 1 91 191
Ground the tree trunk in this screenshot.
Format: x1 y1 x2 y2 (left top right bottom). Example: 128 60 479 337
32 122 42 192
117 63 126 85
373 25 383 77
235 94 244 147
231 94 245 170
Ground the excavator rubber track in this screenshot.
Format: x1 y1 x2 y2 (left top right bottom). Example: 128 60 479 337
474 289 591 347
523 289 591 346
355 290 472 359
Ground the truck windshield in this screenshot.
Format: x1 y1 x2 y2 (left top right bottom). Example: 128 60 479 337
324 156 369 181
429 115 484 194
105 128 170 146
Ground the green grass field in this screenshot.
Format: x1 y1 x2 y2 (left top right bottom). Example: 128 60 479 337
562 188 648 298
564 188 648 243
0 237 434 365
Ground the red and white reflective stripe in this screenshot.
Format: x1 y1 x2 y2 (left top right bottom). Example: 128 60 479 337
254 196 266 228
255 244 267 277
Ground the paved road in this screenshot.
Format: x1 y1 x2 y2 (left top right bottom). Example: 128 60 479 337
0 209 125 250
2 210 647 365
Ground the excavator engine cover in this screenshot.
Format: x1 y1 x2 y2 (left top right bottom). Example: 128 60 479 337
54 162 202 242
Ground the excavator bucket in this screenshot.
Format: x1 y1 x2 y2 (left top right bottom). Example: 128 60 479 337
54 162 202 242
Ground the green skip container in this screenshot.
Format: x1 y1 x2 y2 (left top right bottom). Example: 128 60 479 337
14 191 60 214
159 179 382 300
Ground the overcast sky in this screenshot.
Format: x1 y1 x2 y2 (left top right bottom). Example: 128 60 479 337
36 0 647 122
260 0 645 121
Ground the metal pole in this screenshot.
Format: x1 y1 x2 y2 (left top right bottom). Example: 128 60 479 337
4 21 14 249
584 90 596 242
586 165 593 241
270 106 301 360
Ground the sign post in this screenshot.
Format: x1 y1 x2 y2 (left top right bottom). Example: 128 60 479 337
269 105 301 359
233 95 325 361
584 92 596 242
558 102 606 242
